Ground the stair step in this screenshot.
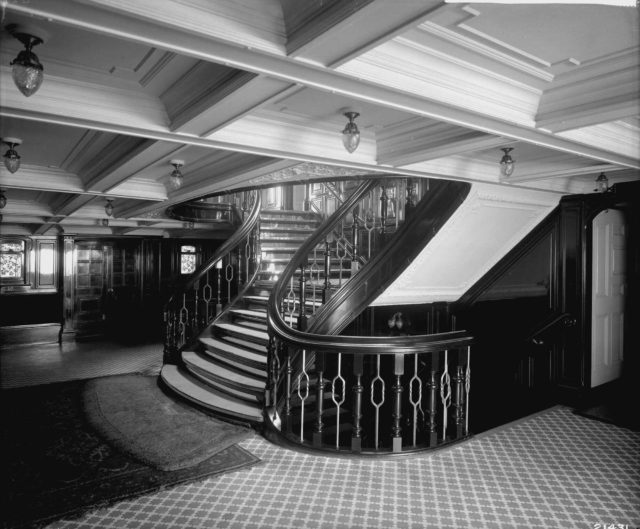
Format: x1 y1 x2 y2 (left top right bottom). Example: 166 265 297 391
201 348 267 379
160 365 263 423
229 308 267 323
236 320 268 332
183 351 263 400
199 336 267 365
214 322 269 345
224 335 268 353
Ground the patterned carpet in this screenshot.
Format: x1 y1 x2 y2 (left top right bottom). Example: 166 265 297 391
43 406 639 529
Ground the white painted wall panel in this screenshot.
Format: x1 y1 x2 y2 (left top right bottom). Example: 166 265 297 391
372 183 560 305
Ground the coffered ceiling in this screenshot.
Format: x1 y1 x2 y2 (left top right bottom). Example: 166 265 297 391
0 0 638 237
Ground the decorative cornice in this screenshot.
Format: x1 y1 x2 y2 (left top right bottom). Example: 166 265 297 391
247 162 371 185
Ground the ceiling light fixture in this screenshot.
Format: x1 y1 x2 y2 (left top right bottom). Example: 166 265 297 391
2 137 22 174
499 147 515 177
341 111 361 153
0 190 6 209
169 159 184 190
7 24 45 97
594 172 609 193
104 199 114 217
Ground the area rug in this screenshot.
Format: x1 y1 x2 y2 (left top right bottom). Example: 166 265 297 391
0 378 261 529
83 374 253 471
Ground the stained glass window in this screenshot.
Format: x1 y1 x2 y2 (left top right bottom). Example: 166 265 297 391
0 240 26 280
180 245 197 275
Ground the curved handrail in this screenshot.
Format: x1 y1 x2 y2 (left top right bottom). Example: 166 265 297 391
164 190 261 311
267 179 473 355
526 311 575 345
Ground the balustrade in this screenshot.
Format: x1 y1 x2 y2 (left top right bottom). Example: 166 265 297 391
266 336 472 454
163 190 261 362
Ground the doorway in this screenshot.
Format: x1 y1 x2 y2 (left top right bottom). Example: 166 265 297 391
590 209 626 388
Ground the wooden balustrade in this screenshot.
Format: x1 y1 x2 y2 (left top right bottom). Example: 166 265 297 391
265 336 473 454
163 190 261 362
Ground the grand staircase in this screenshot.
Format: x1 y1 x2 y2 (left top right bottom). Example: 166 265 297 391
161 208 348 424
161 179 475 455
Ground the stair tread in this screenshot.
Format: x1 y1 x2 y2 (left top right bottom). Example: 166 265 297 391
230 308 267 320
161 365 262 422
199 336 267 364
215 322 269 341
237 320 268 331
183 351 264 389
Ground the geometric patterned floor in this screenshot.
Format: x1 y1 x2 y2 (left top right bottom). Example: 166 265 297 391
44 406 640 529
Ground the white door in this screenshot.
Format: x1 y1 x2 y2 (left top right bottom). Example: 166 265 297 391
591 209 626 387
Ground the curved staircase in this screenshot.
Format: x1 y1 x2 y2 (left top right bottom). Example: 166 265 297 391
161 208 349 423
161 179 476 455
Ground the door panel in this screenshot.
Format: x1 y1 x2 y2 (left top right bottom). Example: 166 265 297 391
591 209 626 387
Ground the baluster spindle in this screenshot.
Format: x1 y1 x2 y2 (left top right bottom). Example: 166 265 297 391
351 206 360 274
426 353 440 447
330 353 346 450
285 277 296 327
440 350 452 441
298 349 310 442
323 235 333 302
310 249 319 314
465 346 471 435
193 284 199 333
203 271 212 323
225 259 234 304
365 208 375 259
215 259 223 314
285 347 292 434
336 223 348 287
313 352 325 447
452 354 466 439
380 185 388 236
371 355 385 450
392 354 404 452
409 353 423 447
298 263 307 331
351 354 364 453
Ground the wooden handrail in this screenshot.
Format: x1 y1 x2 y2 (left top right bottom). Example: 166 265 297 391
526 311 576 345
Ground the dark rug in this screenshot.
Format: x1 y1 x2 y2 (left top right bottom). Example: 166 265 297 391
0 377 261 529
83 374 253 471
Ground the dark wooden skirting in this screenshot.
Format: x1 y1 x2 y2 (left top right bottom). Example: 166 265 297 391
0 323 61 349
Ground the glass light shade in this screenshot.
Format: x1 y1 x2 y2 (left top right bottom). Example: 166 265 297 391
104 200 114 217
11 50 44 97
169 168 183 190
0 193 6 209
341 112 360 153
499 148 515 177
3 148 21 173
342 122 360 153
594 173 609 193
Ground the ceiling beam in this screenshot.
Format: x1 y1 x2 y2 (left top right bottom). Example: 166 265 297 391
5 0 639 169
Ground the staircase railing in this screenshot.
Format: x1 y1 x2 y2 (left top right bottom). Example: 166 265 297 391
266 177 474 454
163 190 261 362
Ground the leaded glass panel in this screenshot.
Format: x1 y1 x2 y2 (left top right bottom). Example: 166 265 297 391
0 241 24 252
0 254 23 278
181 254 196 274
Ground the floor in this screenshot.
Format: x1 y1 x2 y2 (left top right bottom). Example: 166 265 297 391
2 341 639 529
